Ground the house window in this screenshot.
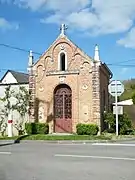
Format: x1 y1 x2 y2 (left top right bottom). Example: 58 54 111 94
60 53 65 71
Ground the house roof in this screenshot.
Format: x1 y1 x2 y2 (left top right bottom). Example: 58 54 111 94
113 99 133 106
0 70 29 84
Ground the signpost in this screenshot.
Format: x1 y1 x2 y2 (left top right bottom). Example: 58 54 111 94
108 80 124 136
113 106 123 115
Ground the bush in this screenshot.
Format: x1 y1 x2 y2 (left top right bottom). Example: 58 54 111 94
76 123 99 135
104 112 133 135
25 123 32 134
25 123 49 135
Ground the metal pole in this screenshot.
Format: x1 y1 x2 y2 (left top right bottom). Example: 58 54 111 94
115 80 119 136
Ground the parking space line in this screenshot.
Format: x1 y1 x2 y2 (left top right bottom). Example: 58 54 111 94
92 143 135 147
0 152 11 155
55 154 135 161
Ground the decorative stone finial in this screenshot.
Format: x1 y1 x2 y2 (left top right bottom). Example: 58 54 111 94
94 44 100 62
60 24 68 36
28 50 34 67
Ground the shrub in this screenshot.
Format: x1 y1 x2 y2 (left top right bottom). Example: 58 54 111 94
25 123 32 134
25 123 49 135
76 123 99 135
104 112 133 135
132 92 135 105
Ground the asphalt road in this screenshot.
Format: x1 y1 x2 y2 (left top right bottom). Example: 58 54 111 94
0 141 135 180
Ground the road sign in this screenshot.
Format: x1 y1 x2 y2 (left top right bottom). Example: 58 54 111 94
113 106 123 115
108 80 124 97
108 80 125 136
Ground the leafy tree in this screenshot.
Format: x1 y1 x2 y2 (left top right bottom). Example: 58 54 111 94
130 84 135 90
12 86 30 135
0 85 14 136
132 92 135 105
104 112 133 135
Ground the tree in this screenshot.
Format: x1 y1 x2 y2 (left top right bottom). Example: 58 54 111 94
132 92 135 105
12 86 30 135
0 85 15 136
104 112 133 135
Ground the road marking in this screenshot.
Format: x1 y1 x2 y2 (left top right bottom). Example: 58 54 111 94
92 143 135 147
0 152 11 155
55 154 135 161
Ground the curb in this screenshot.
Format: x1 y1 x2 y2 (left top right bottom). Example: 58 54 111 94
0 138 135 145
0 140 15 146
20 139 116 144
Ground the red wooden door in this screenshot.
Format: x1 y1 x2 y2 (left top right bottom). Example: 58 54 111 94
54 85 72 133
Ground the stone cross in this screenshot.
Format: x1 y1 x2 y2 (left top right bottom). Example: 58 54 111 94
60 24 68 36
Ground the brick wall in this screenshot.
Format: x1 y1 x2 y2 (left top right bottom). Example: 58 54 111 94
31 36 111 133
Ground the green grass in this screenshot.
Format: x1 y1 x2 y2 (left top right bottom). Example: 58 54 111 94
0 136 19 140
0 134 112 141
1 134 135 141
16 134 112 141
120 79 135 101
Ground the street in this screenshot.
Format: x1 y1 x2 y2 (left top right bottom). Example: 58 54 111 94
0 141 135 180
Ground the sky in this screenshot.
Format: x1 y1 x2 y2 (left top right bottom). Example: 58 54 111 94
0 0 135 81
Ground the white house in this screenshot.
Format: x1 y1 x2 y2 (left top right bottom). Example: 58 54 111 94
113 99 133 106
0 70 29 136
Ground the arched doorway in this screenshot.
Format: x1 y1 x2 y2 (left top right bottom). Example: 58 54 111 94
54 84 72 133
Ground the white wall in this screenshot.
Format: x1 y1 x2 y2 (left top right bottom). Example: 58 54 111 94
1 72 17 84
0 84 29 136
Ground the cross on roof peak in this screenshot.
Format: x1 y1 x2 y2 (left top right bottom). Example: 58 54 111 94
60 24 68 36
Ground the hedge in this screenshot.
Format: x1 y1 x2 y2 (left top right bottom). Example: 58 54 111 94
76 123 99 135
25 123 49 135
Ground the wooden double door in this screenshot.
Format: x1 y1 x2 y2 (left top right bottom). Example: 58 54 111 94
54 84 72 133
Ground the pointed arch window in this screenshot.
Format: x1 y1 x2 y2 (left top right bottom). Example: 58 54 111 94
58 51 67 71
60 53 65 71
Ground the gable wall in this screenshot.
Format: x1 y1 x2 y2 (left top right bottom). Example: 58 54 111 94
32 36 111 133
1 72 17 84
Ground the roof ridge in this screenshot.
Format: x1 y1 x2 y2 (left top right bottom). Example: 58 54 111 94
9 70 28 75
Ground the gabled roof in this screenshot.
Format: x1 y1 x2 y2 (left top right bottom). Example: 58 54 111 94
34 33 112 77
0 70 29 84
34 34 93 66
113 99 133 106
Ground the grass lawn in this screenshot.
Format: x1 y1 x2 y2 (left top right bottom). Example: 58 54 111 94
0 136 19 140
0 134 135 141
0 134 112 141
21 134 113 141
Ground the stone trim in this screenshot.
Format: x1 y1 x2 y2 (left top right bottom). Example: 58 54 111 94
46 70 80 76
29 67 36 123
92 63 101 131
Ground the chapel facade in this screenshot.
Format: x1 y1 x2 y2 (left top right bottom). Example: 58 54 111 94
28 24 113 134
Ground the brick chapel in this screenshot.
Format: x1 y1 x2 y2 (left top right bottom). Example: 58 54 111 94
28 24 113 134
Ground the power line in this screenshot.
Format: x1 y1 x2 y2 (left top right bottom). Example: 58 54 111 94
107 64 135 67
0 43 42 55
108 59 135 65
0 64 135 73
0 43 135 67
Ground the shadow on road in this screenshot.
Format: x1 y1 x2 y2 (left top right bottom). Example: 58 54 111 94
0 142 14 147
0 135 29 147
14 135 29 143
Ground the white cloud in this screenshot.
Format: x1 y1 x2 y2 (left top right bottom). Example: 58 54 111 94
12 0 90 12
14 0 47 11
117 28 135 49
0 17 19 31
40 0 135 36
2 0 135 40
